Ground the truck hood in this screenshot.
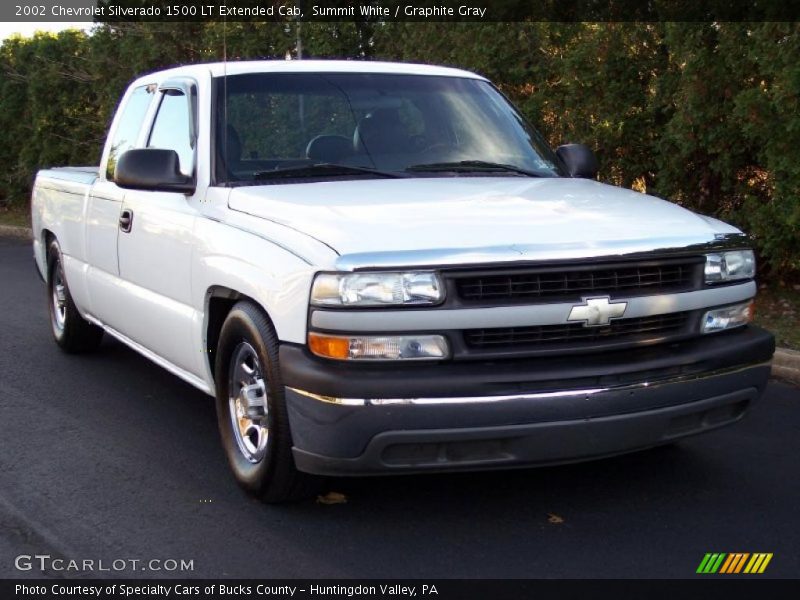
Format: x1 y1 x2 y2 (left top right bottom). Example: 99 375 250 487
228 177 741 269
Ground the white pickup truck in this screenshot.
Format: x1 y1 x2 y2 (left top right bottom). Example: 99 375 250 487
32 60 775 502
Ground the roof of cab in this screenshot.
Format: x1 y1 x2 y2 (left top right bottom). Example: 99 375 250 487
131 60 486 85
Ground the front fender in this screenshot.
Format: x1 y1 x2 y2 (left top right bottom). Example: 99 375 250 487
192 218 326 346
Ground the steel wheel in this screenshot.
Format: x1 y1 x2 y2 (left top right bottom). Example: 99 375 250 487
51 264 67 331
45 239 103 353
214 301 321 502
227 341 270 463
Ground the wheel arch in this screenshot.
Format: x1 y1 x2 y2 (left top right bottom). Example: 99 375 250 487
203 285 291 385
205 286 248 379
39 228 57 279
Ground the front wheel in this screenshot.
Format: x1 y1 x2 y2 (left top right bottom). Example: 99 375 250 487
47 239 103 353
214 301 320 503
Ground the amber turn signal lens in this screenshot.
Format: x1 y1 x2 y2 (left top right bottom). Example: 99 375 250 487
308 332 351 360
308 332 450 361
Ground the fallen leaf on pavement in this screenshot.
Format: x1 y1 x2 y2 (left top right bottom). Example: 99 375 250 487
547 513 564 524
317 491 348 505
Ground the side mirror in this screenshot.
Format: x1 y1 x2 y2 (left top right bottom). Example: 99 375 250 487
114 148 195 194
556 144 599 179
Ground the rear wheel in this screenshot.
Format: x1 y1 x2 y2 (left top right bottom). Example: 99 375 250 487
214 300 320 503
47 239 103 353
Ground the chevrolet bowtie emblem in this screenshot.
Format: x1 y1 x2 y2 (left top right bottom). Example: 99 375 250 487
567 296 628 327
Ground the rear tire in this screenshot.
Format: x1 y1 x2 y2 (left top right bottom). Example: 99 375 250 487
47 239 103 353
214 300 321 503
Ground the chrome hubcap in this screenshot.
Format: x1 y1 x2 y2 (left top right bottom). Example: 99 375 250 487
228 342 269 463
52 267 67 330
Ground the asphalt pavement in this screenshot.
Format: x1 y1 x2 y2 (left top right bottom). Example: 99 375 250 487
0 236 798 579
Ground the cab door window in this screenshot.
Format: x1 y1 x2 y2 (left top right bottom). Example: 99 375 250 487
105 85 154 180
148 91 194 176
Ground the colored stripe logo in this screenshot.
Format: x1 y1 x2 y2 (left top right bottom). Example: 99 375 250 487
697 553 773 574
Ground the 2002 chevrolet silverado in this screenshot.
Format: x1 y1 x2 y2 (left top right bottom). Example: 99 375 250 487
31 61 775 502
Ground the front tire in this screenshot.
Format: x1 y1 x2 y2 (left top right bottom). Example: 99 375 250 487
214 301 320 503
47 239 103 353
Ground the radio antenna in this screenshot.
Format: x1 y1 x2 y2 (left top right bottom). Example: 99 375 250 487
222 17 228 184
297 0 303 59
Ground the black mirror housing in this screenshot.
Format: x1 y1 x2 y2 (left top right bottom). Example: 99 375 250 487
114 148 195 194
556 144 599 179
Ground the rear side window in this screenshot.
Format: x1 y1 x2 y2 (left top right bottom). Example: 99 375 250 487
106 85 153 180
148 91 194 176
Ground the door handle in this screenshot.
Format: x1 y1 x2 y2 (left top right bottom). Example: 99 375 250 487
119 209 133 233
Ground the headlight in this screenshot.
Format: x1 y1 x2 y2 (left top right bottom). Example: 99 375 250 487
311 272 444 307
701 300 754 333
705 250 755 283
308 332 449 360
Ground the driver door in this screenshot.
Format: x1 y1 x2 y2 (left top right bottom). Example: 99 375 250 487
114 83 199 375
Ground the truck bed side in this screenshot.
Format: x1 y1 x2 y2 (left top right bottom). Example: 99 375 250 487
31 166 99 281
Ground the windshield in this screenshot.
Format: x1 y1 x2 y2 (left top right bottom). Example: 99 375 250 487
213 72 564 184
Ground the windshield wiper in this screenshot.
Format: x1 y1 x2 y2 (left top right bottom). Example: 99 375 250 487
252 163 405 181
405 160 546 177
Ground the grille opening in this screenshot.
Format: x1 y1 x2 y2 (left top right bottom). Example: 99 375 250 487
453 258 702 304
464 312 691 350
